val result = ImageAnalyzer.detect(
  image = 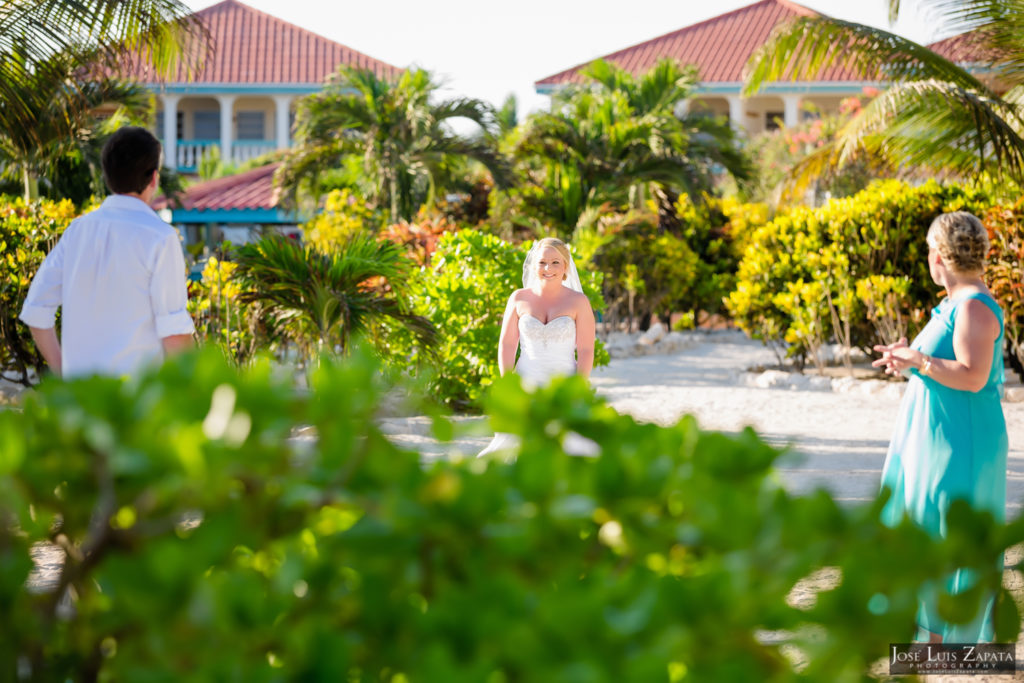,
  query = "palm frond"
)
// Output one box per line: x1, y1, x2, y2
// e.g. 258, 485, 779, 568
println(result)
744, 15, 990, 96
836, 79, 1024, 180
